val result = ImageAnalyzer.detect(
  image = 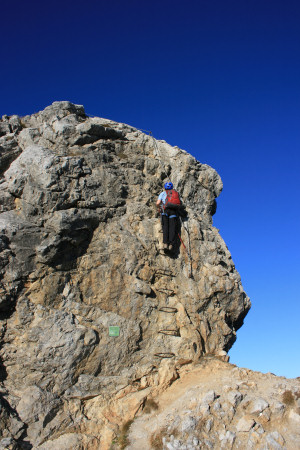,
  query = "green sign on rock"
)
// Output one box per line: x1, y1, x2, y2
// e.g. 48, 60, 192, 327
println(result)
109, 326, 120, 337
